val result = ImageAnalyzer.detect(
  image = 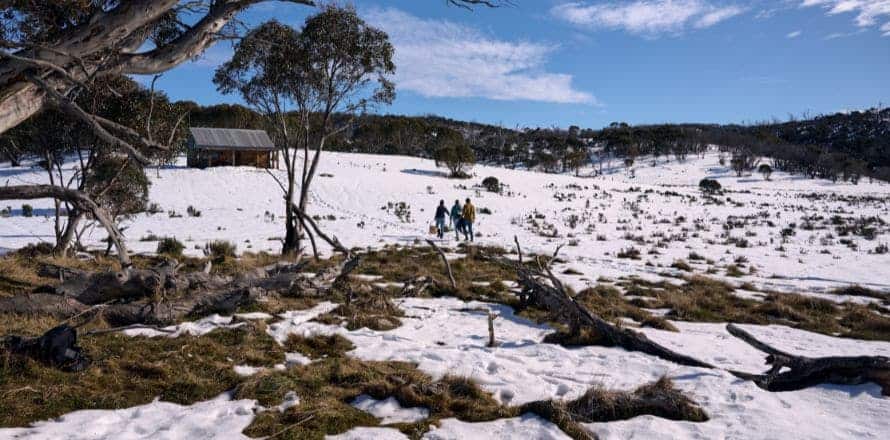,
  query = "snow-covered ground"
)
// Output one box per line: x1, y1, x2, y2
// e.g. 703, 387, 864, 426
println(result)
2, 151, 890, 439
2, 151, 888, 296
7, 295, 887, 439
